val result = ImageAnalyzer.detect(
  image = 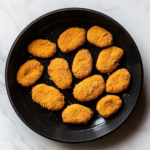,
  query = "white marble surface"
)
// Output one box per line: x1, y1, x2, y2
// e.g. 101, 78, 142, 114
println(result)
0, 0, 150, 149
